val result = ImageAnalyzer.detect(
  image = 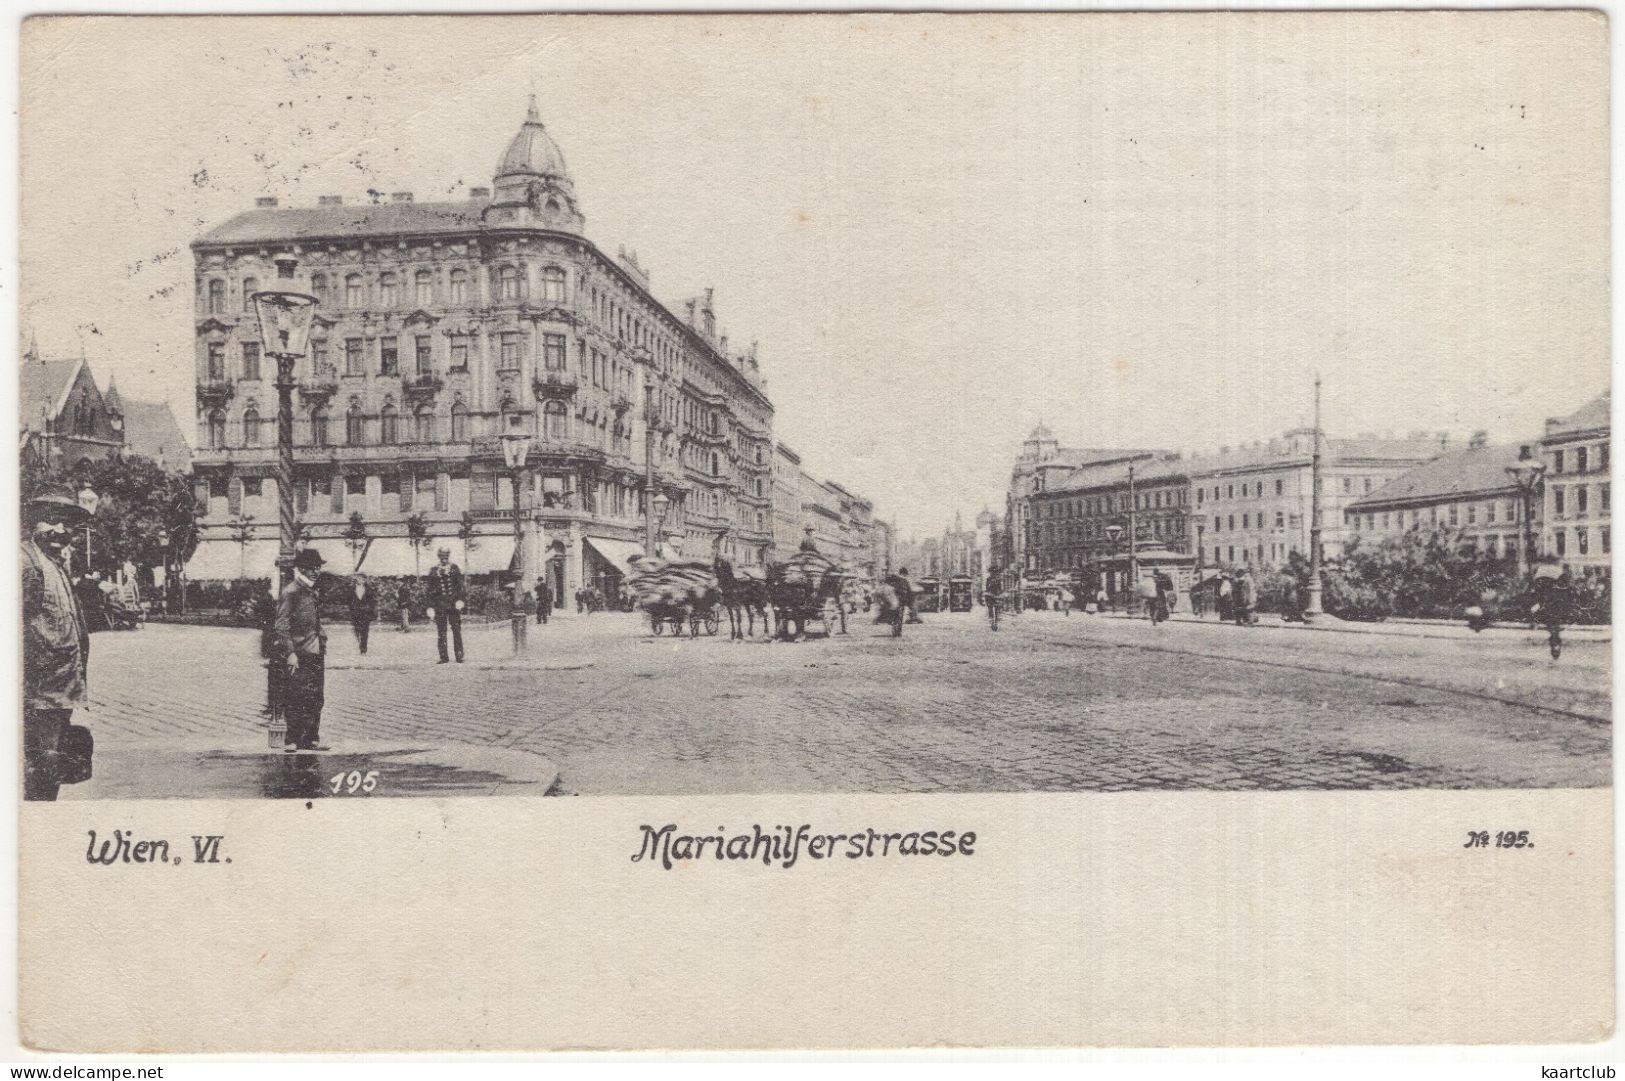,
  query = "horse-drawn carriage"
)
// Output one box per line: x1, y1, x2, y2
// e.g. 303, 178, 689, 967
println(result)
626, 558, 723, 637
768, 551, 848, 640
